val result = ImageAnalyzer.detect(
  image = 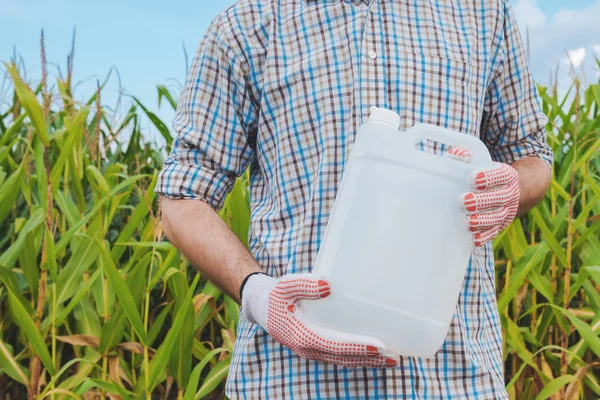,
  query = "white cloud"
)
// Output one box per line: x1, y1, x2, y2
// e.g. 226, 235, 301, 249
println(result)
562, 47, 586, 68
512, 0, 600, 89
513, 0, 547, 29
